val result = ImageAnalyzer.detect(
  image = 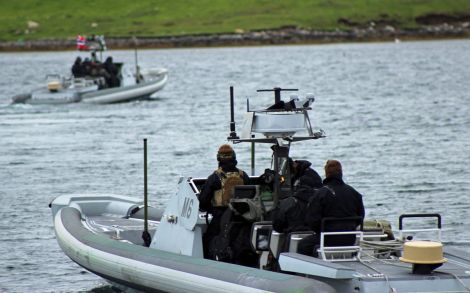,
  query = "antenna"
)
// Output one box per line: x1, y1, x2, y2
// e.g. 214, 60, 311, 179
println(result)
228, 86, 239, 139
257, 87, 298, 104
133, 36, 140, 84
142, 138, 151, 247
